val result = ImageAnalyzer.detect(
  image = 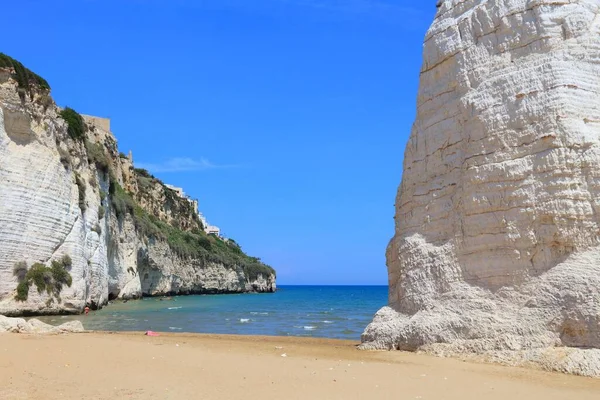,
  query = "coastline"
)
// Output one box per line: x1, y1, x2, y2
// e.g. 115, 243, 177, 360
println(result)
0, 289, 277, 318
27, 286, 386, 341
1, 332, 599, 399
